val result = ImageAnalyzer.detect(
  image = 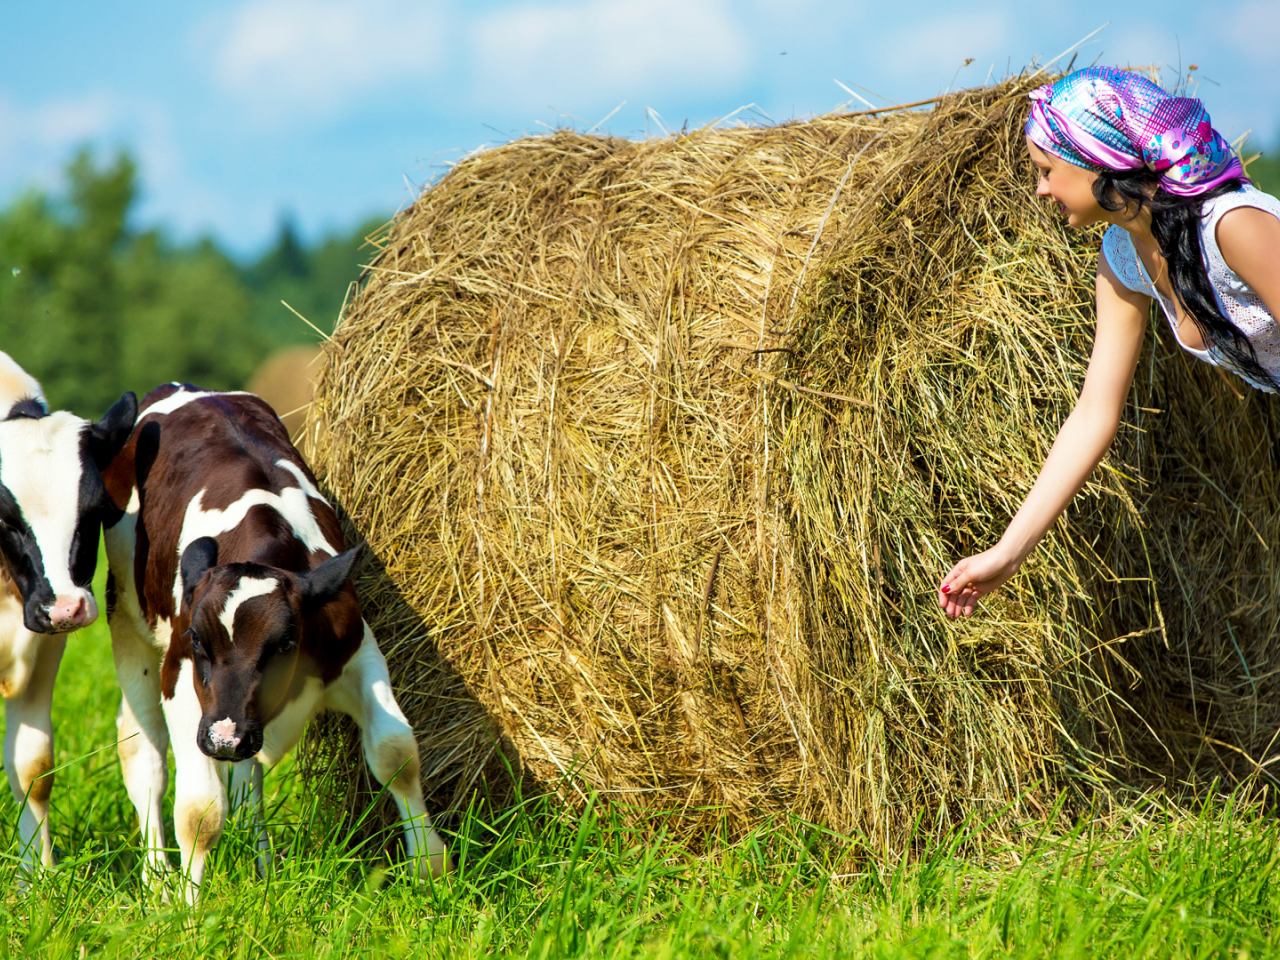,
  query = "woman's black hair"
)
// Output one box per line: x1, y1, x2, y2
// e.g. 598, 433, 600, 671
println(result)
1092, 169, 1277, 390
